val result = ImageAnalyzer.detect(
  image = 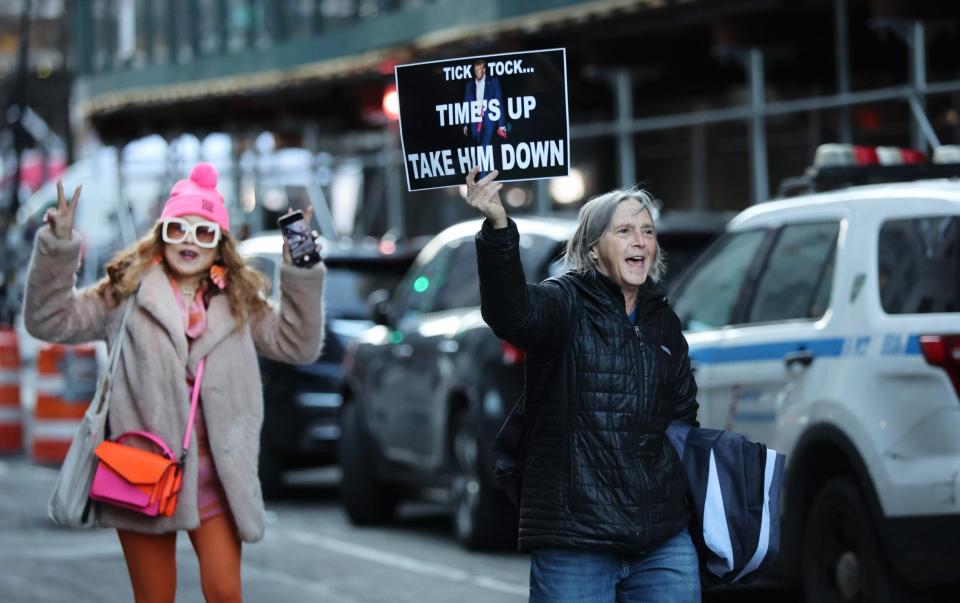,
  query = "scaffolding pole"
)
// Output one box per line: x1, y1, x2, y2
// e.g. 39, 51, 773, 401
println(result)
834, 0, 853, 143
614, 69, 636, 190
748, 48, 769, 204
570, 80, 960, 138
